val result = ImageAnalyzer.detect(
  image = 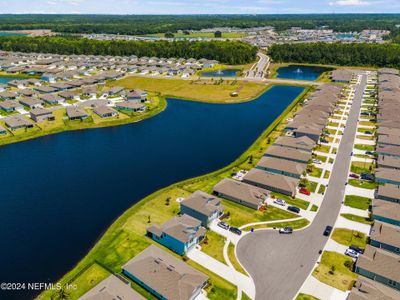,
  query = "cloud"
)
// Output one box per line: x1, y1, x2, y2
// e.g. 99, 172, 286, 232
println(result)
329, 0, 371, 6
